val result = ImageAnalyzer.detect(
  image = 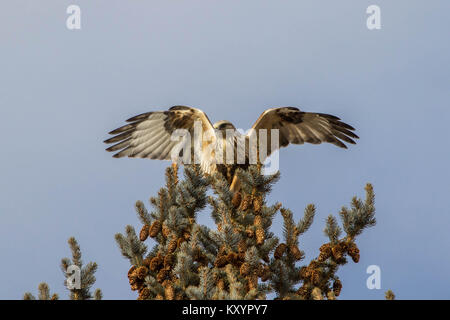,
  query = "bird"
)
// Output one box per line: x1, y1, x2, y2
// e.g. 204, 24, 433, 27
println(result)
104, 106, 358, 191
